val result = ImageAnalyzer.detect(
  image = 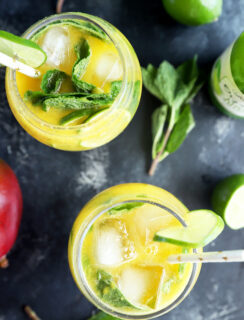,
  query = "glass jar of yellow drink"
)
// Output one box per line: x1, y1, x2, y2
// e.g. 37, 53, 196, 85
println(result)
68, 183, 202, 319
5, 13, 141, 150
